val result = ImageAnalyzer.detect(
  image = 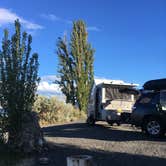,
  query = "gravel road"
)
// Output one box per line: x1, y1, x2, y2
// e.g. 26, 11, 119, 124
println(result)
42, 122, 166, 166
